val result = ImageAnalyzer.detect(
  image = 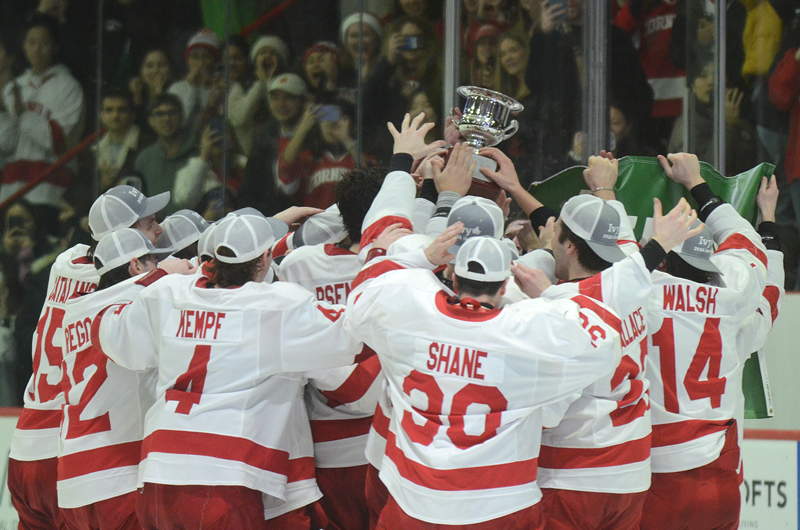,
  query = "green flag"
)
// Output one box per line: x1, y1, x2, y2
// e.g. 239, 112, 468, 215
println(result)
529, 156, 777, 418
